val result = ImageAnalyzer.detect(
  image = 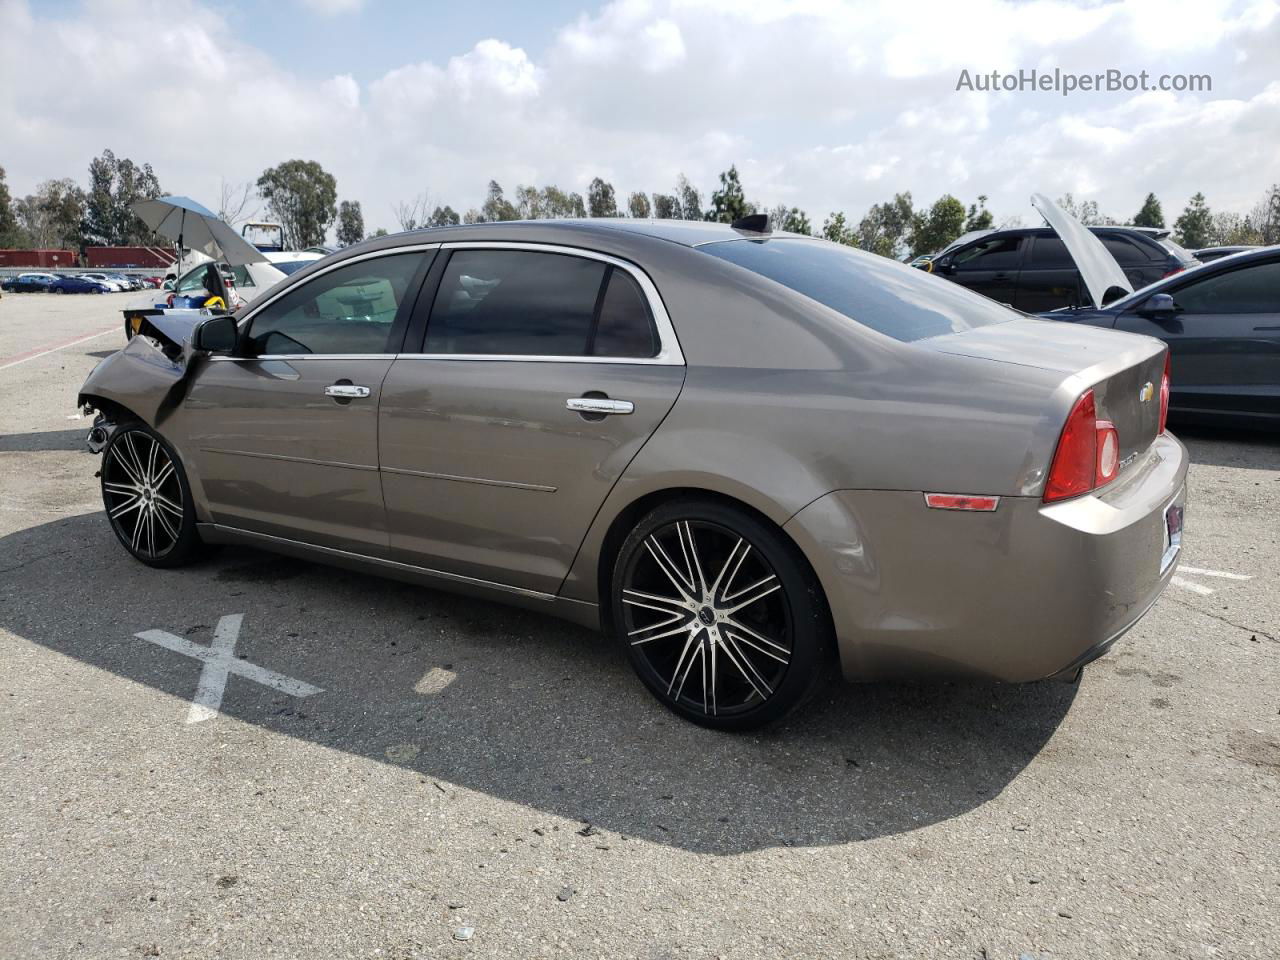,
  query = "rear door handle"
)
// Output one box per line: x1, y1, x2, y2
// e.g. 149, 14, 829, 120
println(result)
325, 384, 371, 399
566, 397, 634, 415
